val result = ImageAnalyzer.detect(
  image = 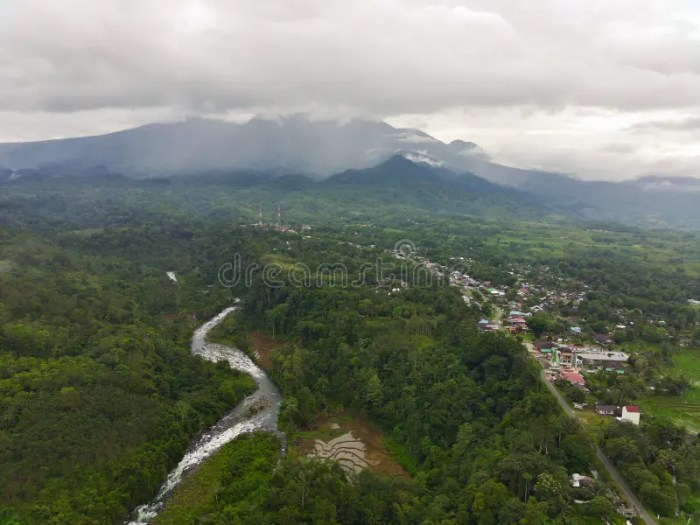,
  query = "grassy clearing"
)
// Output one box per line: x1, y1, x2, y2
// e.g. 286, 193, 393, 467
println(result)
670, 349, 700, 384
641, 393, 700, 434
641, 348, 700, 434
577, 410, 613, 441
